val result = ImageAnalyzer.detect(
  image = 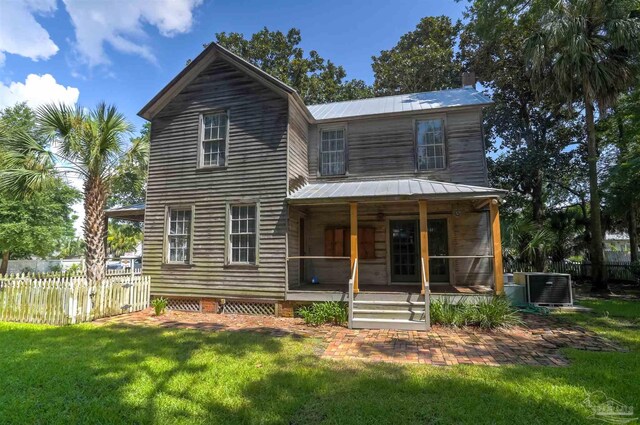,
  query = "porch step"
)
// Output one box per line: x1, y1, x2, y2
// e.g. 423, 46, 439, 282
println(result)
351, 317, 428, 331
353, 300, 424, 309
354, 292, 424, 302
352, 309, 426, 320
